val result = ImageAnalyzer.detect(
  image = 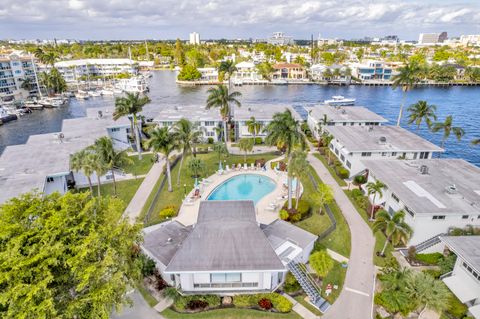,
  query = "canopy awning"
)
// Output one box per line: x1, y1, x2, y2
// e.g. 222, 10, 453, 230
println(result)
443, 271, 480, 303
